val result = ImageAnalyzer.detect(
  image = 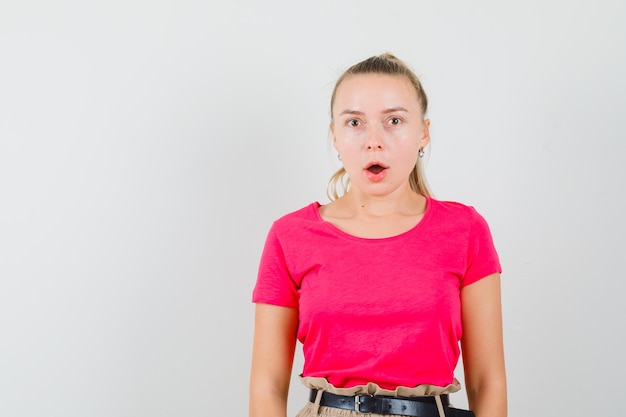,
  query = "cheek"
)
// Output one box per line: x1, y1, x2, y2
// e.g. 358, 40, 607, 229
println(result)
397, 131, 422, 149
334, 133, 363, 154
338, 129, 364, 144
